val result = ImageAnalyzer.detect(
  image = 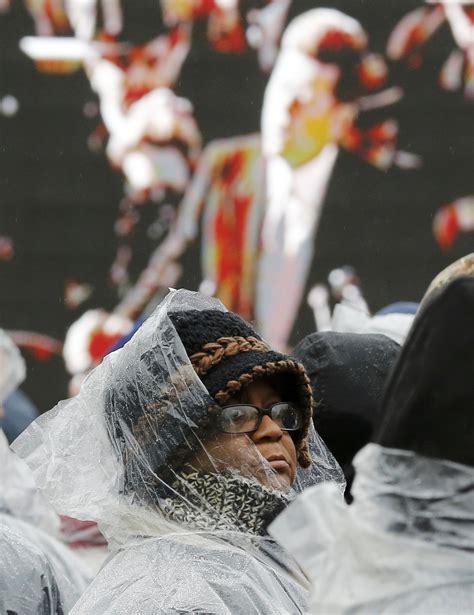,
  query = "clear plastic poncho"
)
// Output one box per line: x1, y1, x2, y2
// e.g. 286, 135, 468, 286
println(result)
13, 290, 344, 614
0, 428, 59, 534
0, 430, 90, 614
270, 443, 474, 614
